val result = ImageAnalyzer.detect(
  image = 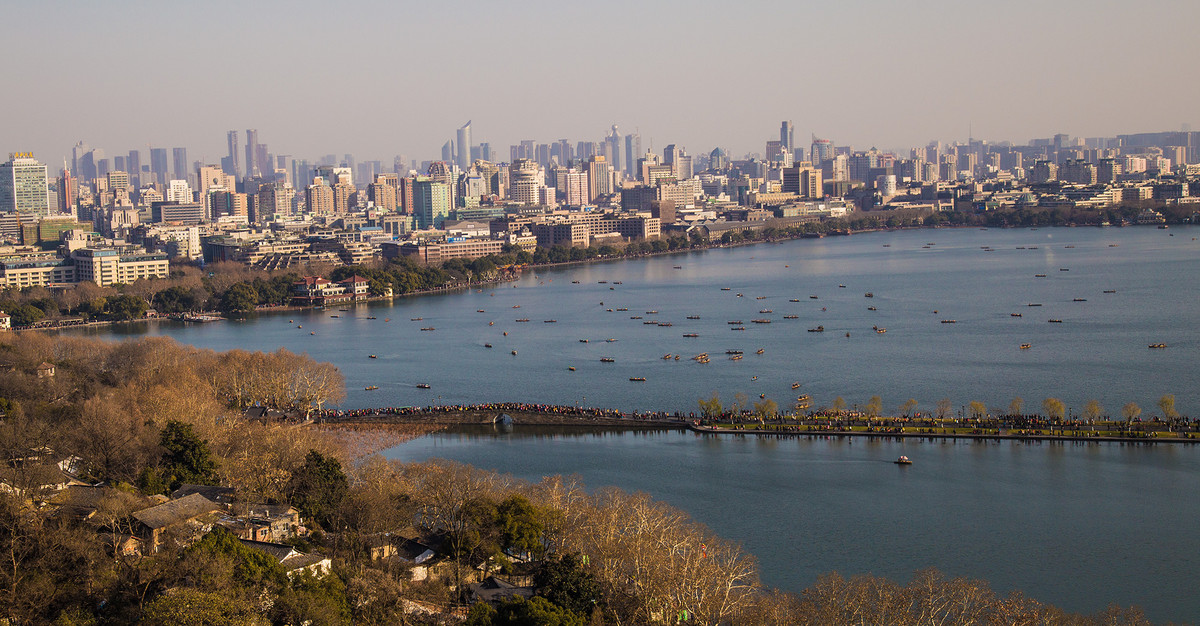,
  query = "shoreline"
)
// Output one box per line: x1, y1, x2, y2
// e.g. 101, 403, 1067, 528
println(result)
321, 407, 1199, 445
